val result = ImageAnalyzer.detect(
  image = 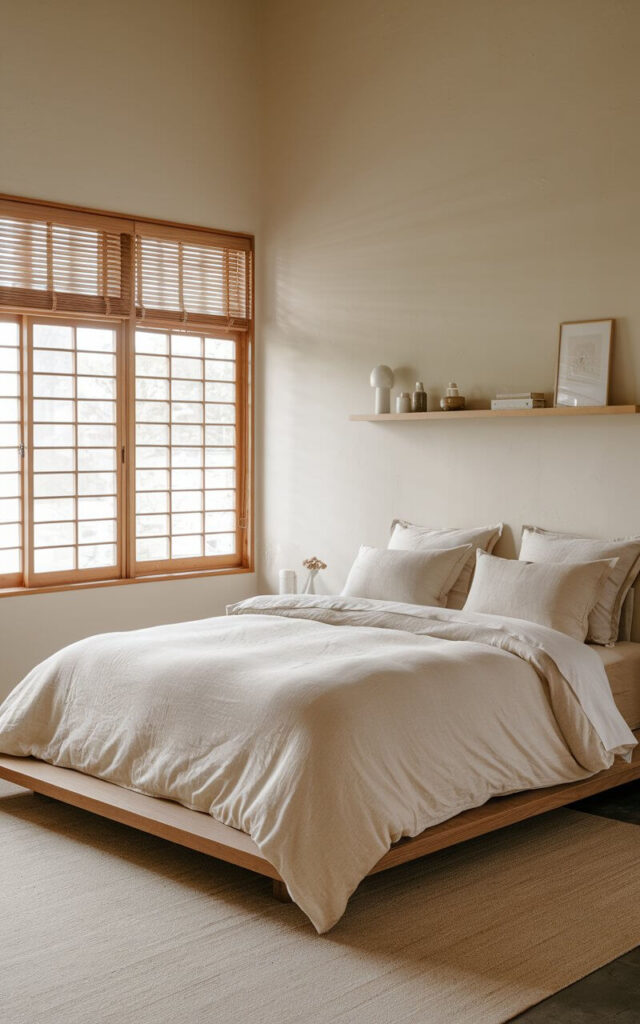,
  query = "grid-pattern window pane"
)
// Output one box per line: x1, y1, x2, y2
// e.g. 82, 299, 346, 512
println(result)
0, 320, 22, 583
135, 331, 238, 566
30, 322, 120, 581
